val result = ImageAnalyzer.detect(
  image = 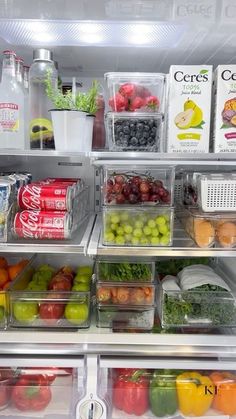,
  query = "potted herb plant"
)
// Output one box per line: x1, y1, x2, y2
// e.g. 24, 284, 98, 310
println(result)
45, 71, 99, 152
